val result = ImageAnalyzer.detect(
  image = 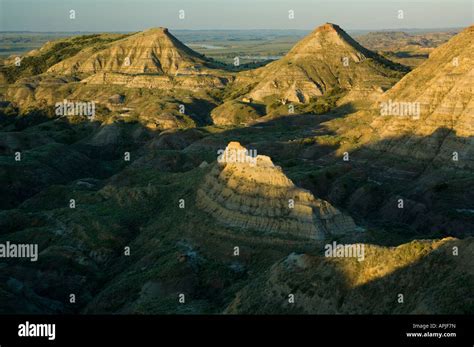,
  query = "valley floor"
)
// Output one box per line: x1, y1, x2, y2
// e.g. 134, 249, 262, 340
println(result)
0, 109, 472, 314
